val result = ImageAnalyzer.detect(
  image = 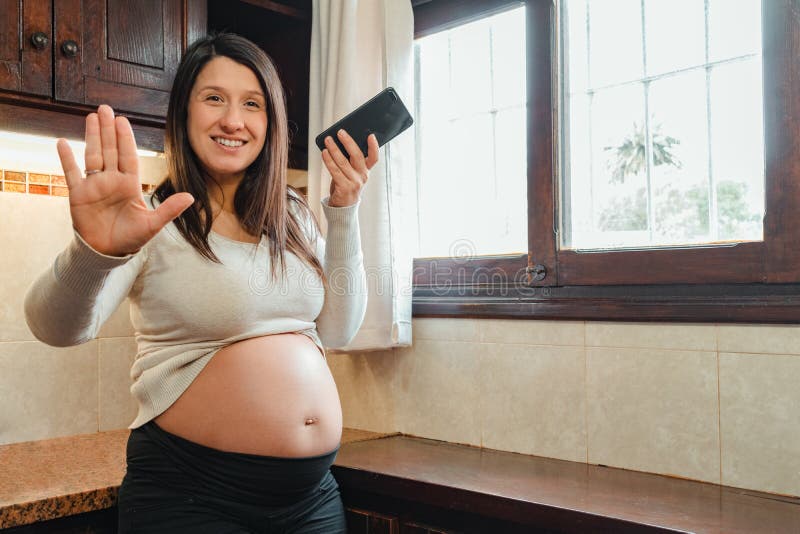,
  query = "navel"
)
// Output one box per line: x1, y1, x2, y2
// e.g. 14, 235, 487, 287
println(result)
304, 417, 318, 426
